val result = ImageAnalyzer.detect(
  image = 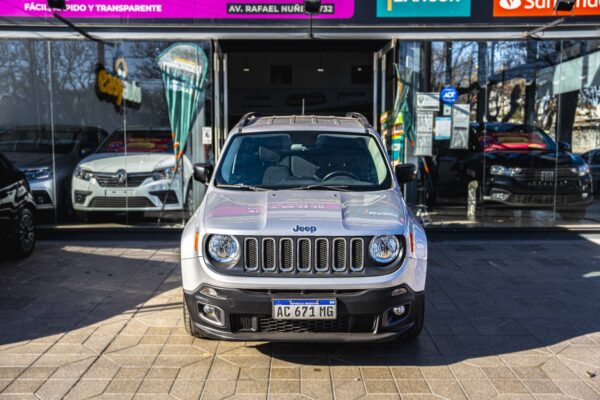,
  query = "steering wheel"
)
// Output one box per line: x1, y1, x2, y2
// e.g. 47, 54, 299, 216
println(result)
322, 170, 360, 181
